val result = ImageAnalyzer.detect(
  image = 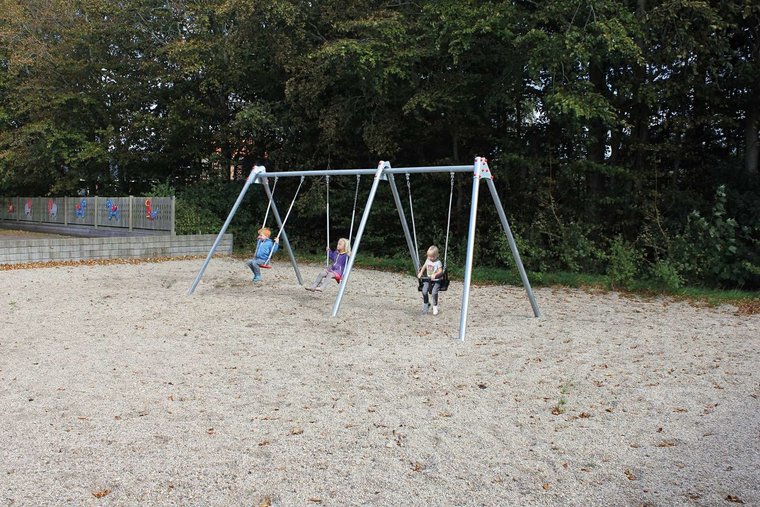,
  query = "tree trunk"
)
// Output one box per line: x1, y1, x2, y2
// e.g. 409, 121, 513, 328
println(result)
746, 90, 759, 175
